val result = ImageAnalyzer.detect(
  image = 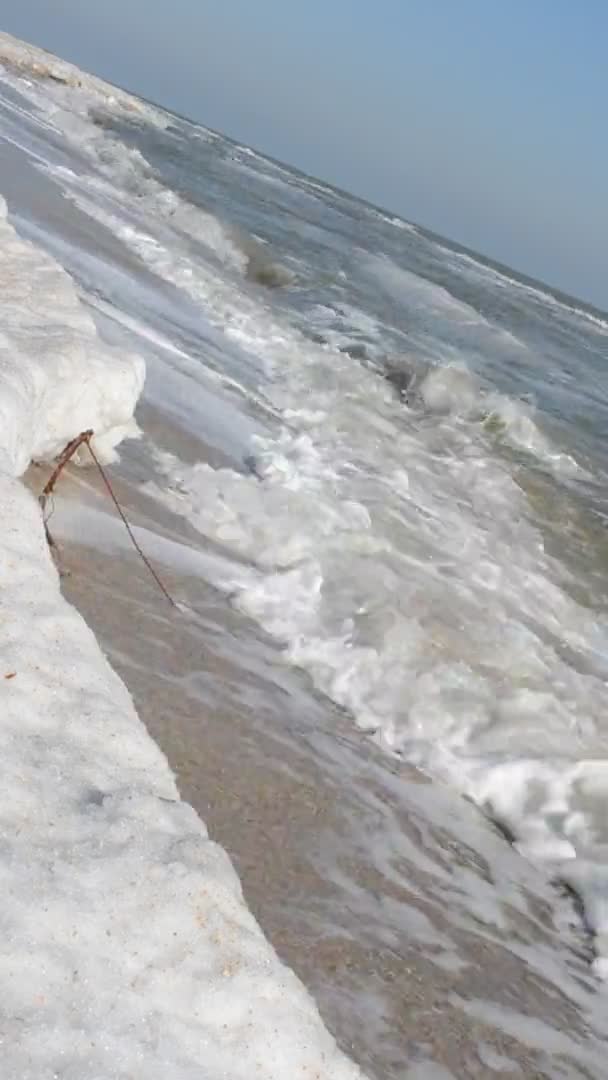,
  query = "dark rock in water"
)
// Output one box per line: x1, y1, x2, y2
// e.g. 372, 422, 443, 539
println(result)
383, 361, 416, 403
246, 256, 294, 288
243, 454, 263, 480
88, 107, 113, 129
381, 353, 431, 406
82, 787, 106, 806
338, 343, 368, 361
